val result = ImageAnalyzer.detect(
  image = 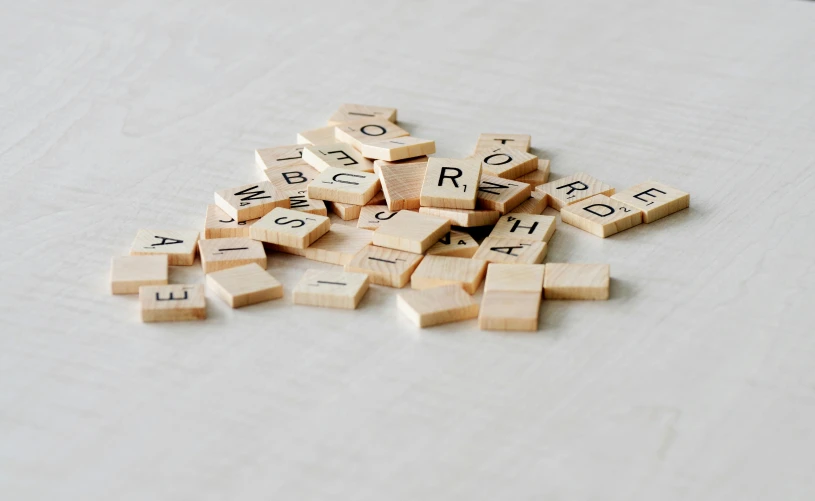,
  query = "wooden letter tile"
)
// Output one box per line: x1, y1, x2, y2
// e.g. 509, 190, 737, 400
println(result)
214, 181, 290, 222
139, 284, 206, 322
374, 159, 427, 211
110, 255, 168, 294
543, 263, 610, 300
359, 137, 436, 161
472, 237, 547, 264
474, 133, 531, 153
328, 104, 397, 125
366, 190, 387, 206
484, 264, 545, 293
480, 263, 544, 331
372, 210, 450, 254
515, 159, 551, 188
308, 167, 381, 205
508, 191, 548, 215
535, 173, 615, 210
476, 175, 532, 214
293, 269, 370, 310
250, 207, 330, 249
198, 237, 266, 273
255, 144, 308, 170
397, 285, 479, 328
263, 163, 320, 192
419, 207, 501, 227
410, 255, 488, 294
327, 201, 363, 220
489, 214, 556, 242
206, 263, 283, 308
420, 157, 482, 209
130, 229, 199, 265
204, 205, 257, 239
561, 194, 642, 238
474, 147, 538, 179
426, 230, 479, 258
297, 124, 341, 145
334, 118, 409, 151
610, 181, 690, 223
302, 143, 374, 172
357, 205, 398, 230
268, 224, 373, 265
344, 245, 423, 288
287, 189, 328, 216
